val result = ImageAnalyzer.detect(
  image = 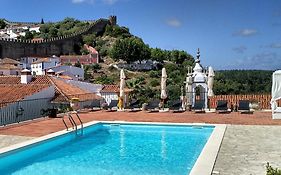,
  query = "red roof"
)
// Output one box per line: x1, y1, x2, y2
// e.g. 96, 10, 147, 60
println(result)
0, 75, 100, 103
84, 44, 98, 54
0, 75, 51, 85
0, 84, 50, 103
100, 85, 133, 93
